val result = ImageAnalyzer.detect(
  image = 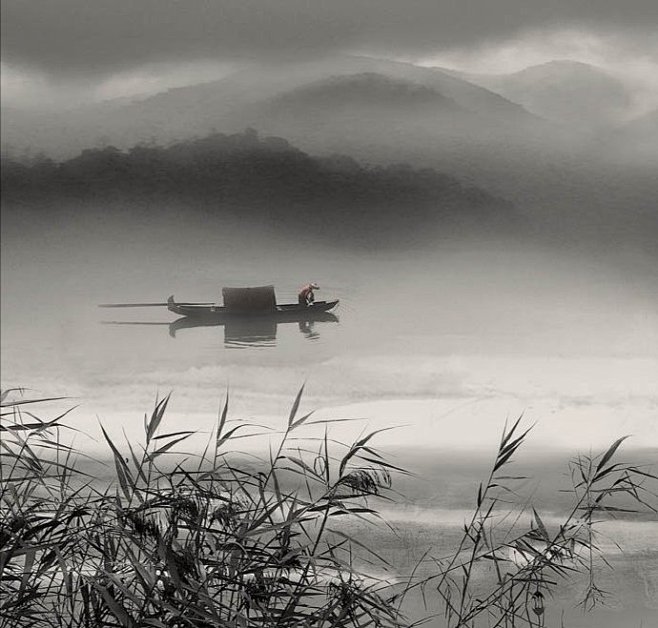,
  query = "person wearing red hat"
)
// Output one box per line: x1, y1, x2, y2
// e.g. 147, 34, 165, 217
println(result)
298, 282, 319, 306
